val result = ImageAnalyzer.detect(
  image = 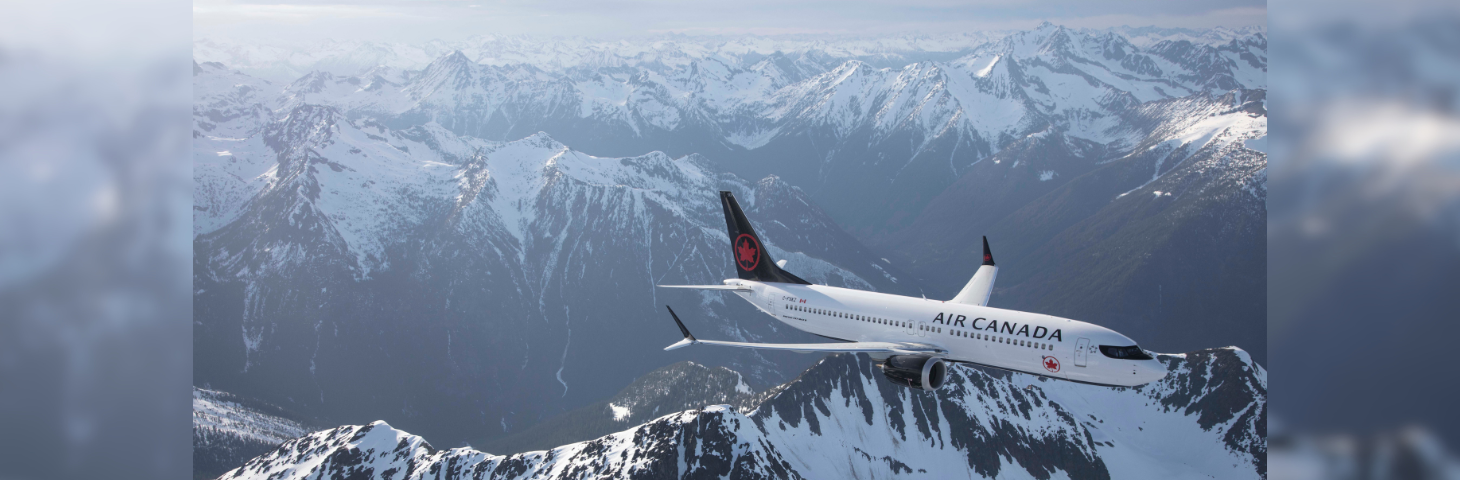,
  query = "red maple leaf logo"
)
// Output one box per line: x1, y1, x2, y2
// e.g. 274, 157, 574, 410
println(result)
735, 234, 760, 271
1043, 356, 1061, 373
